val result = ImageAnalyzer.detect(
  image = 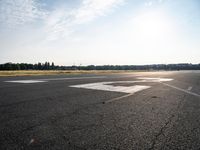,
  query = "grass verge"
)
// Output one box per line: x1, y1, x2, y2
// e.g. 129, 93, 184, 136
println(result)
0, 70, 141, 77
